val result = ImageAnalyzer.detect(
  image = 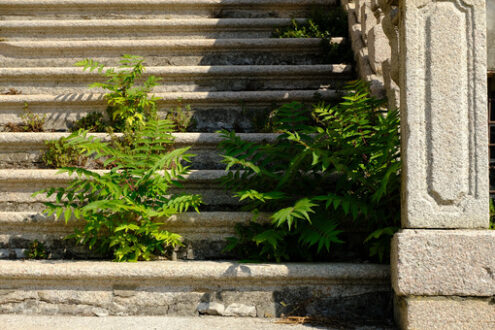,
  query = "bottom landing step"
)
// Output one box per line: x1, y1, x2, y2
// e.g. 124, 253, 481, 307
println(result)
0, 261, 392, 323
0, 315, 396, 330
